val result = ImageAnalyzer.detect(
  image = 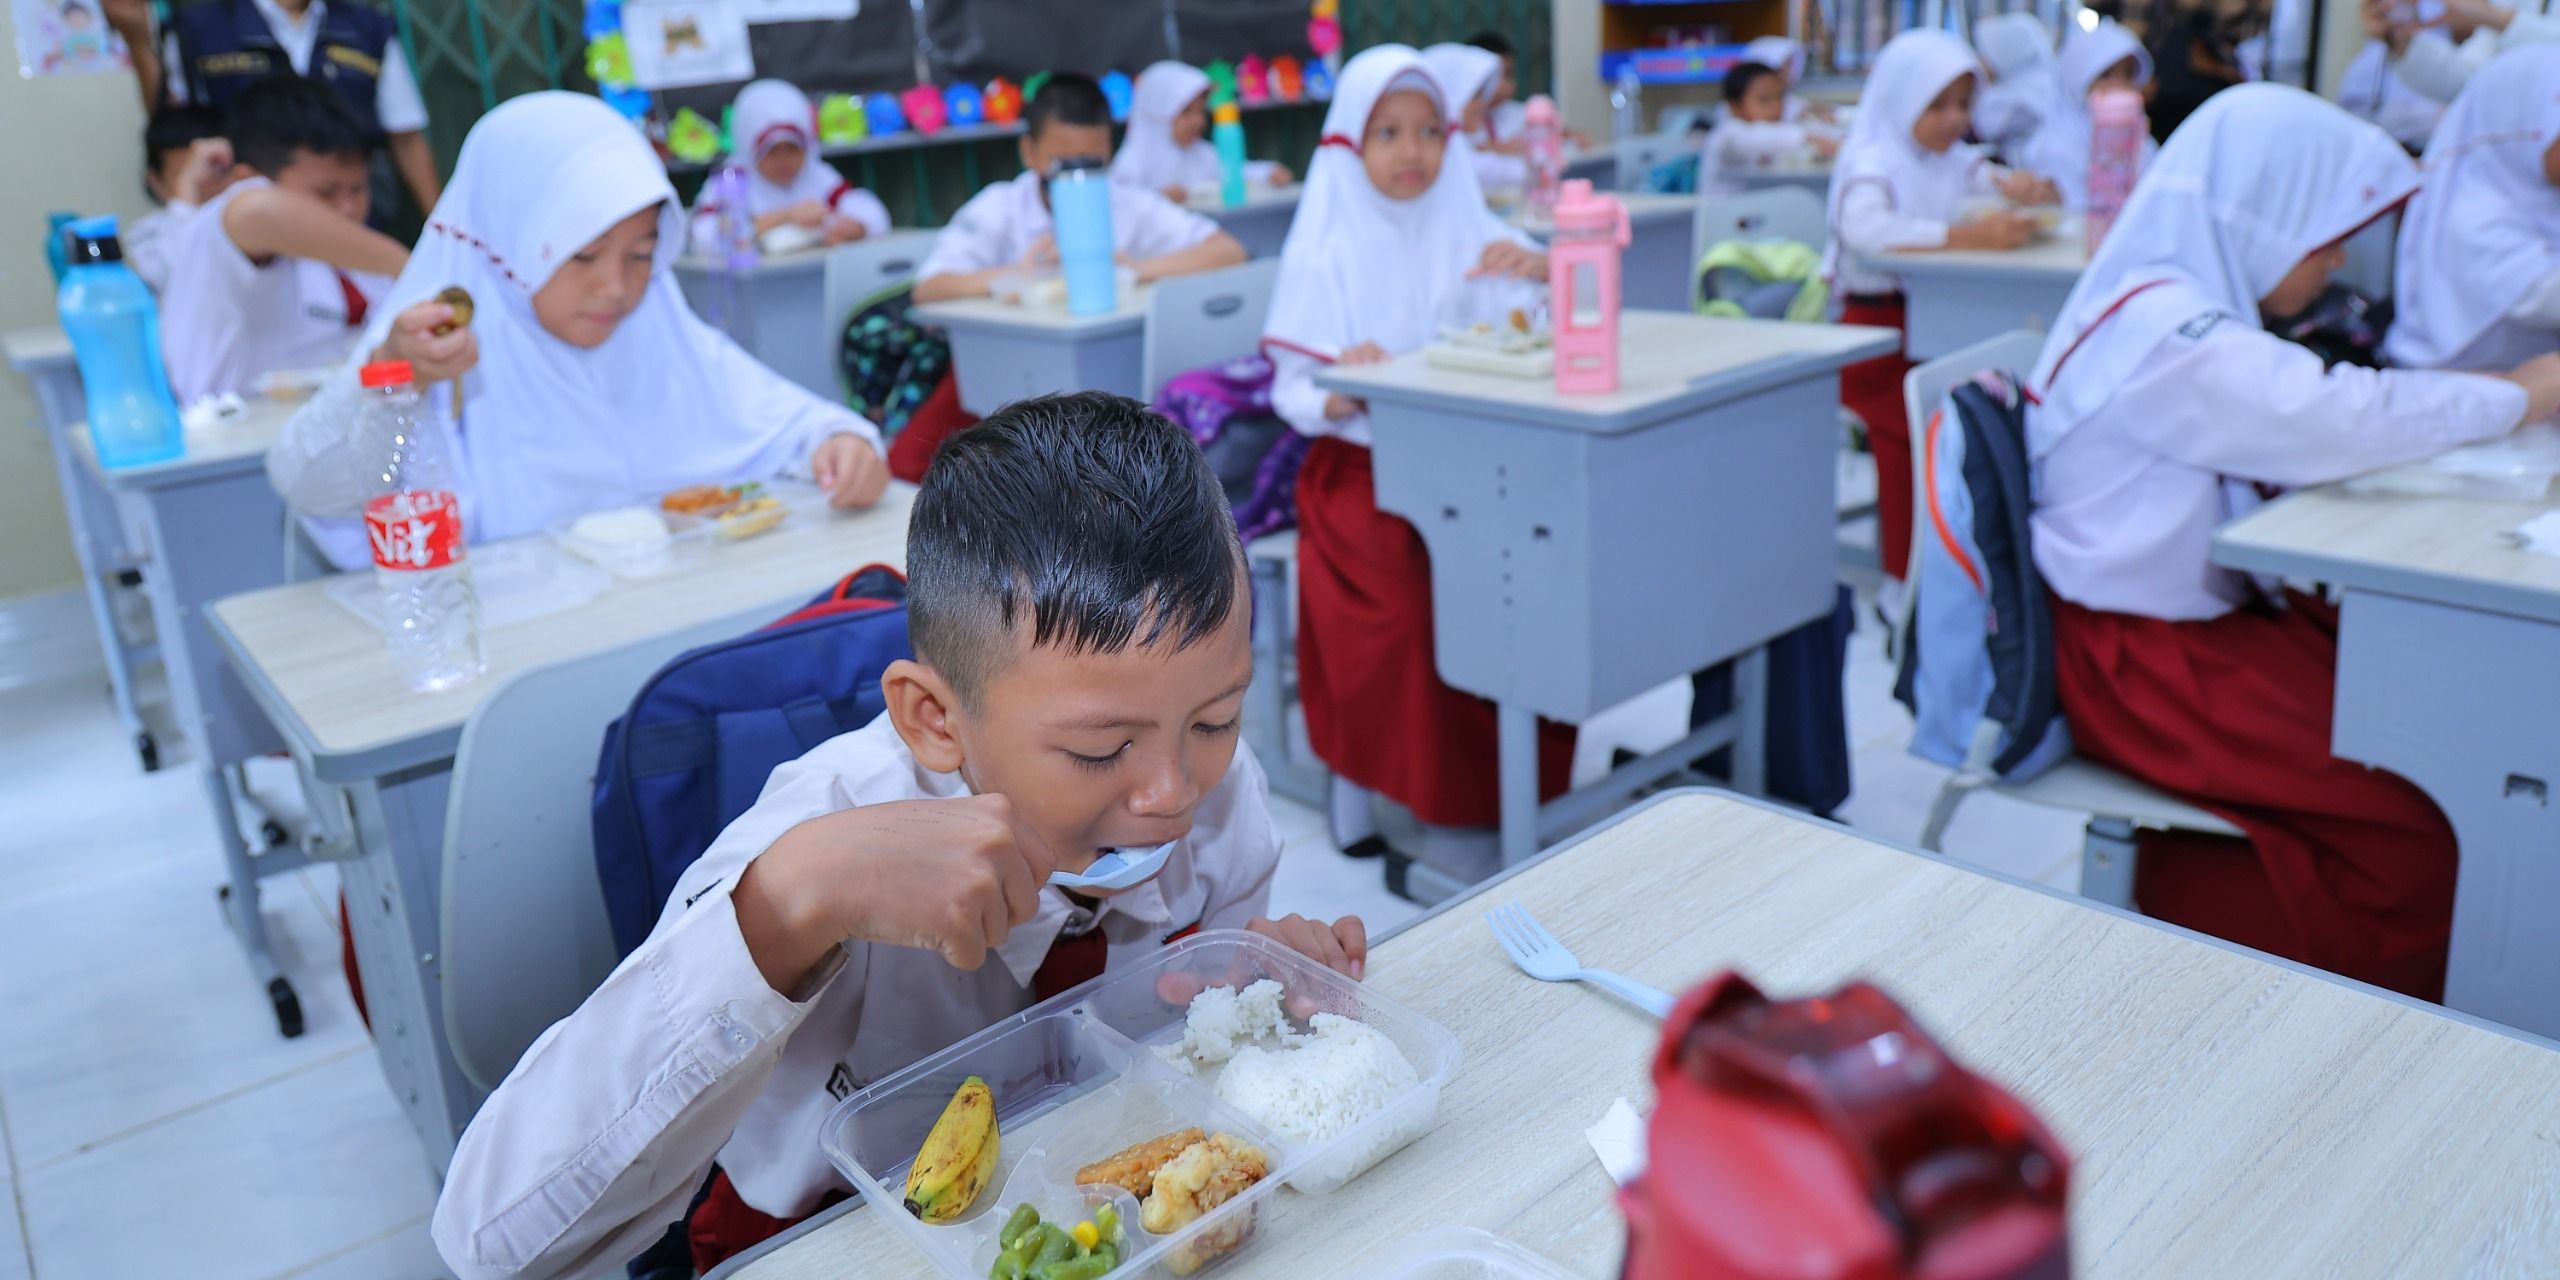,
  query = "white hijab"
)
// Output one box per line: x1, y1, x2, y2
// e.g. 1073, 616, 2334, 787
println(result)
366, 92, 866, 545
1262, 44, 1521, 363
1825, 30, 1983, 279
1113, 61, 1216, 190
719, 79, 844, 216
2387, 45, 2560, 370
2022, 20, 2154, 207
2028, 84, 2418, 457
1973, 13, 2058, 151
